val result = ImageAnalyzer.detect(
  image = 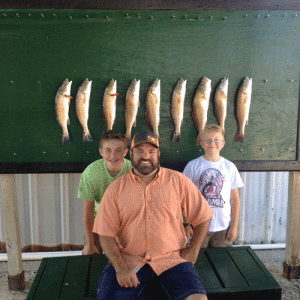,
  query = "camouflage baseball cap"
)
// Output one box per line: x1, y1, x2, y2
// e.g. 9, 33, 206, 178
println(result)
131, 131, 159, 149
